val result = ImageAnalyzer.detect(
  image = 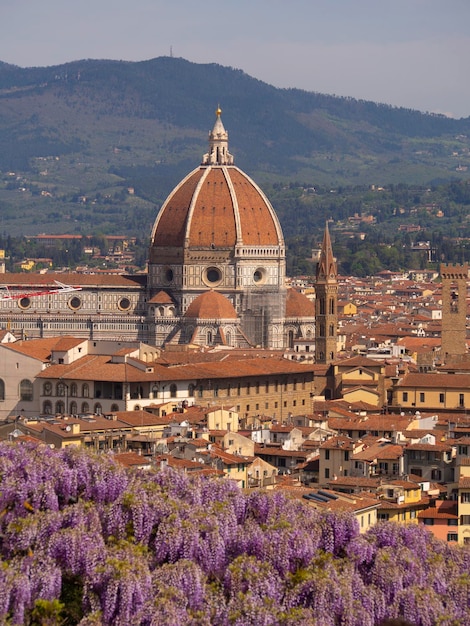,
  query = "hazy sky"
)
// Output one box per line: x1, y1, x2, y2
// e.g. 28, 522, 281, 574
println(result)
1, 0, 469, 118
